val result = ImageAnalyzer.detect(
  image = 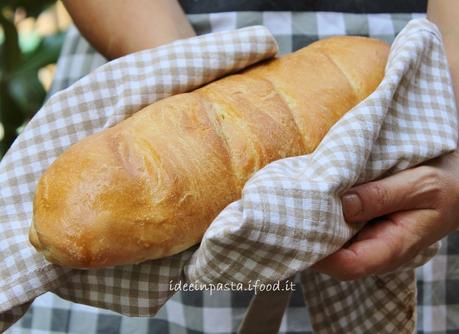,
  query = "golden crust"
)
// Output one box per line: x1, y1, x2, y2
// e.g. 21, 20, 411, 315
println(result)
30, 36, 390, 268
